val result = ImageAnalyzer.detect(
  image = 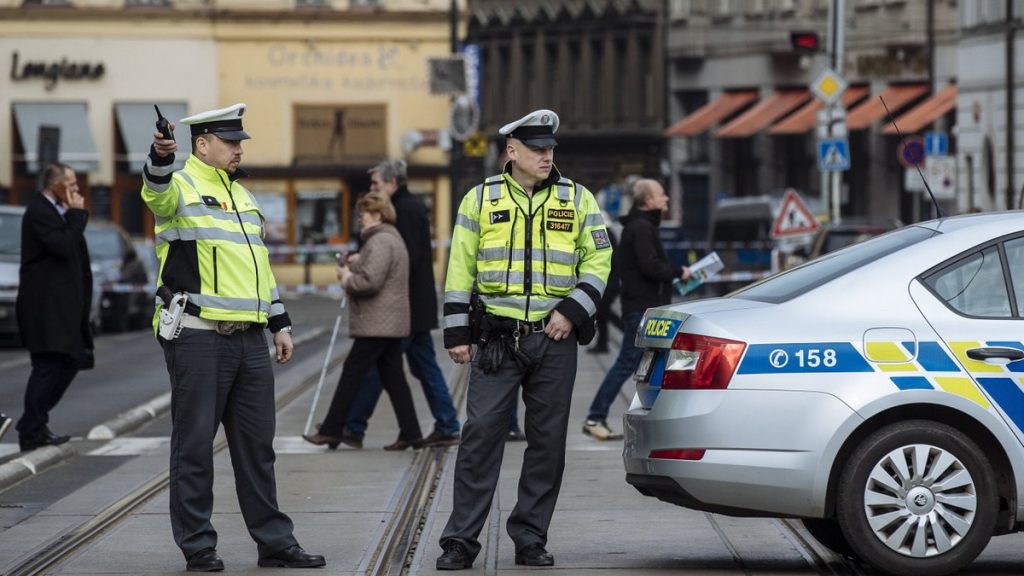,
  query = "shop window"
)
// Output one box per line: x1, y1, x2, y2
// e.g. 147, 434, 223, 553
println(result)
23, 0, 71, 5
296, 190, 342, 263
